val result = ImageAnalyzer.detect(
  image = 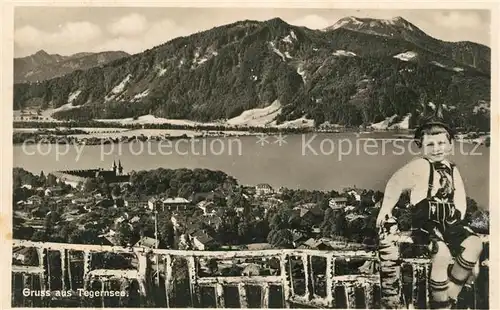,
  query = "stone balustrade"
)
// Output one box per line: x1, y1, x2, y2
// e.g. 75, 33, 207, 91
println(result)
11, 239, 488, 308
